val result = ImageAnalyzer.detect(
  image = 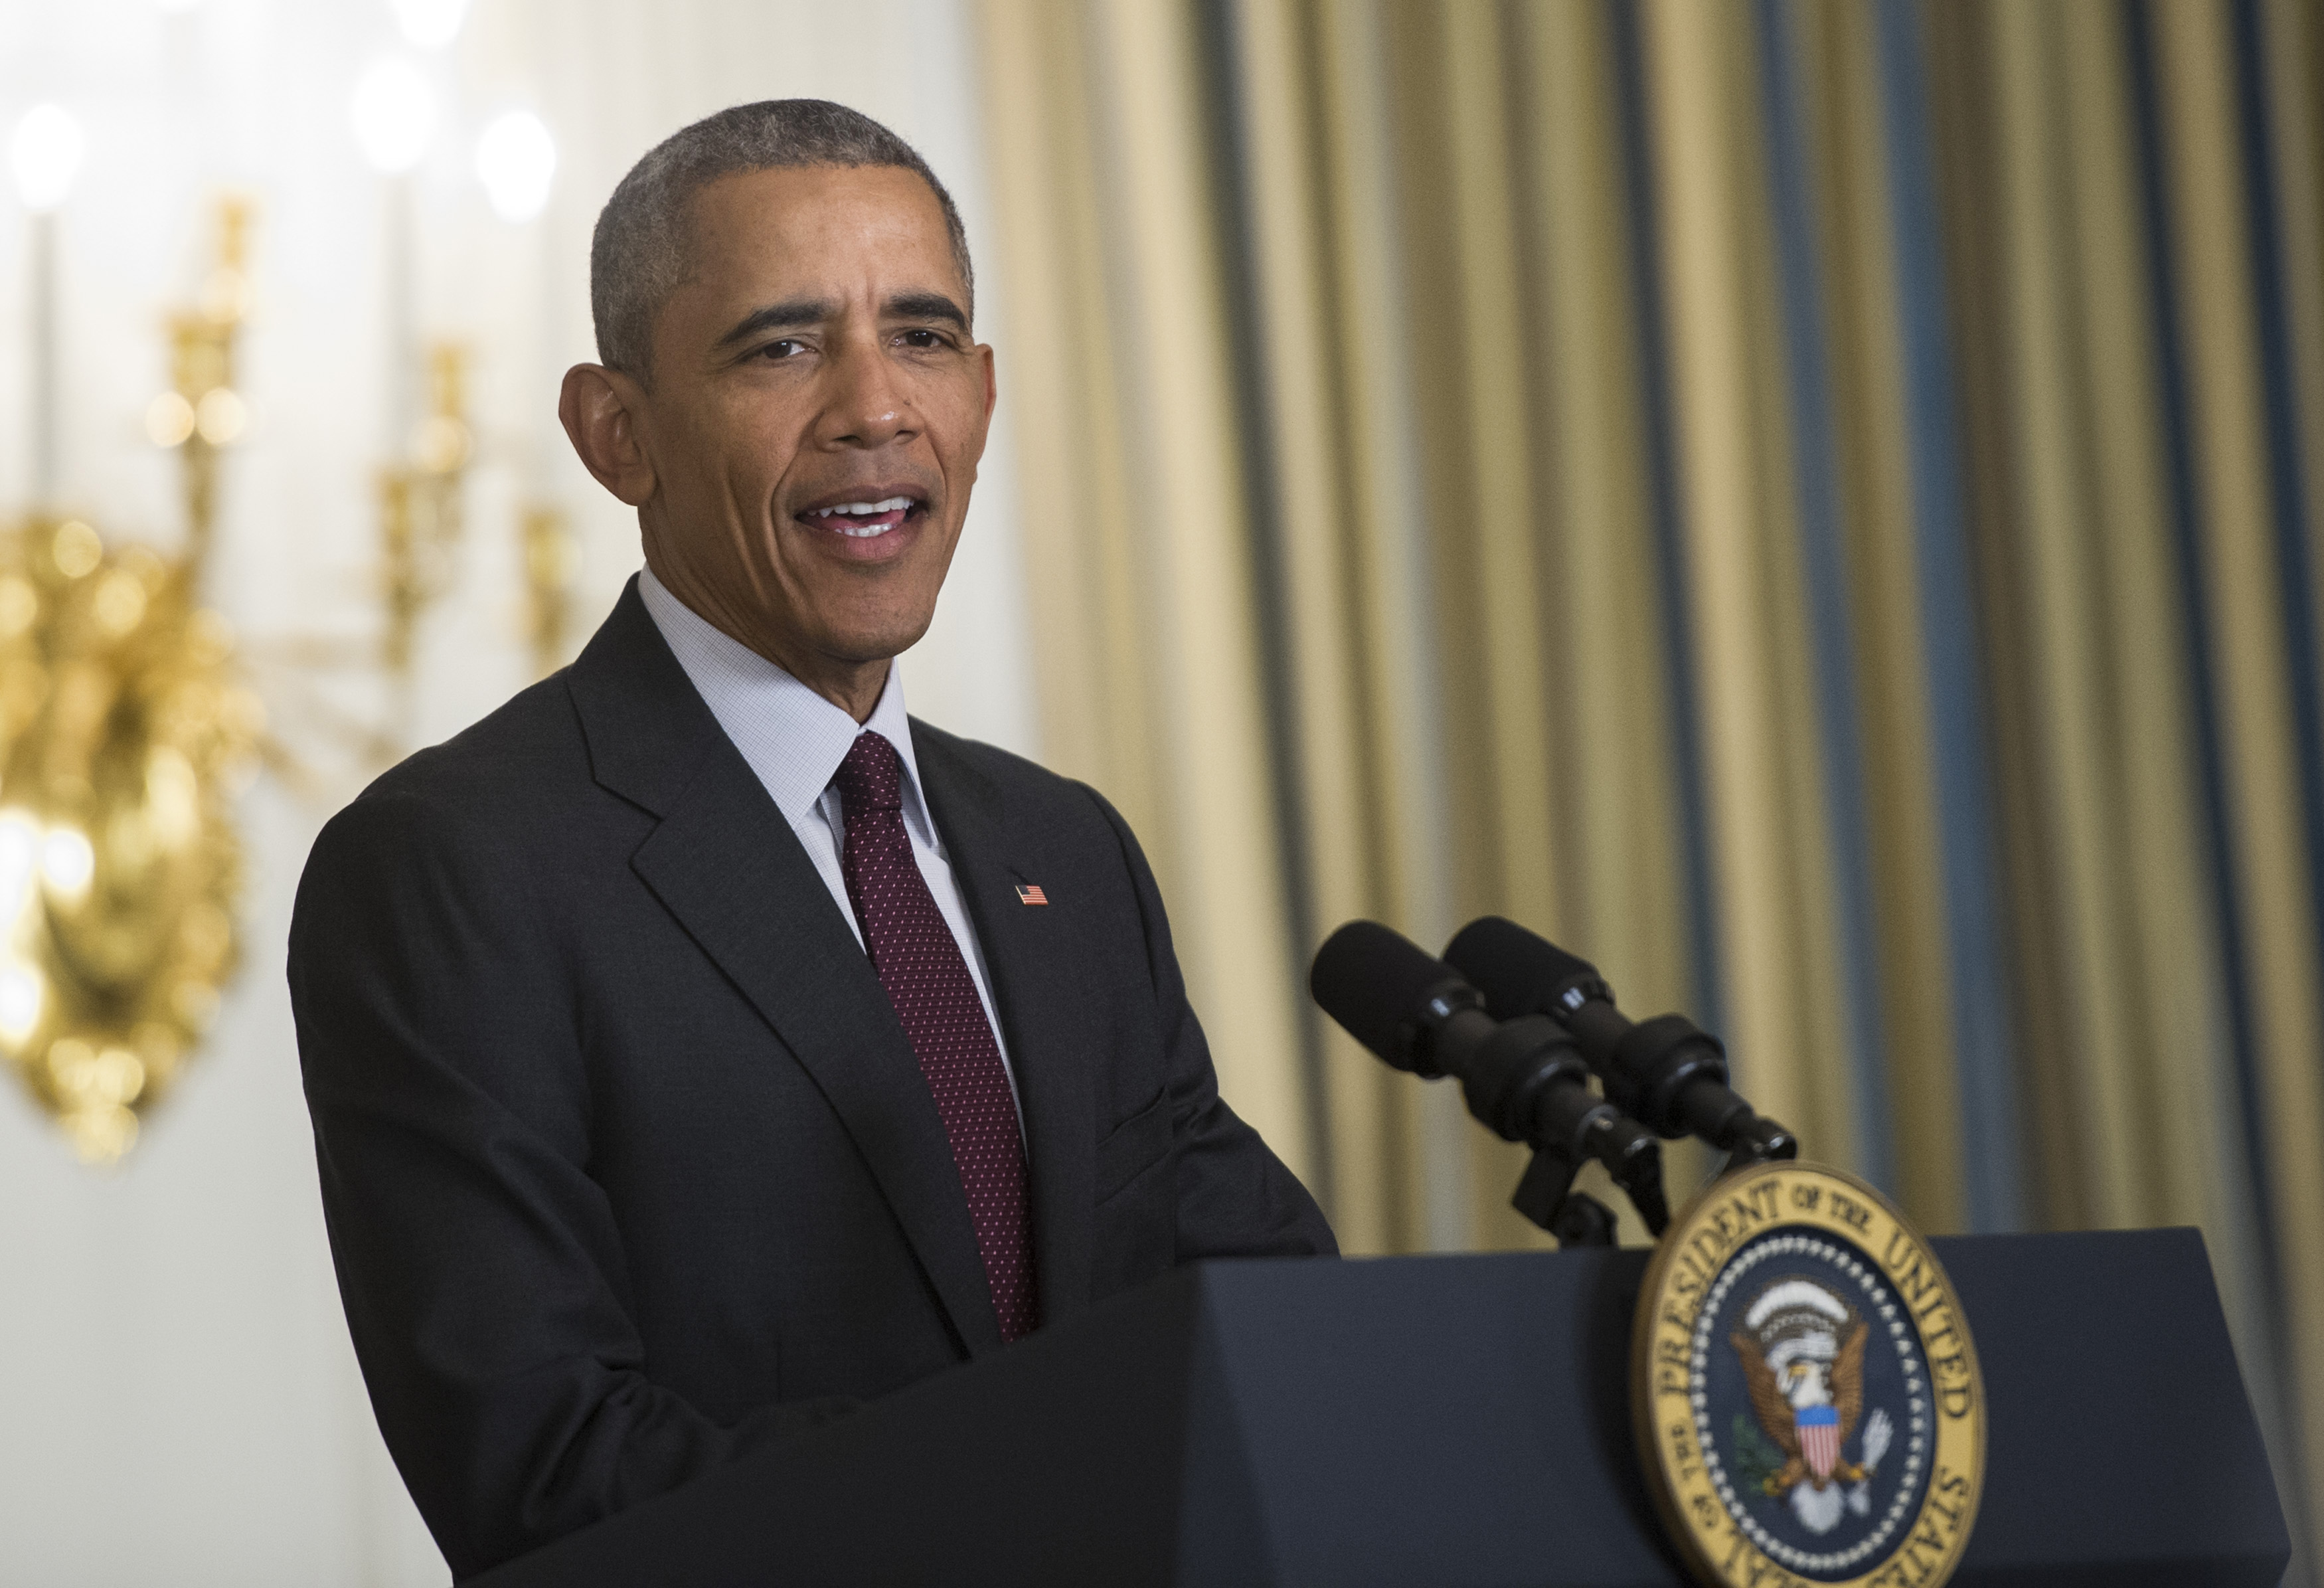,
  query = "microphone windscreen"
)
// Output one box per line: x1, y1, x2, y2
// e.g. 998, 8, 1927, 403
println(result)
1309, 920, 1455, 1068
1444, 917, 1600, 1020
